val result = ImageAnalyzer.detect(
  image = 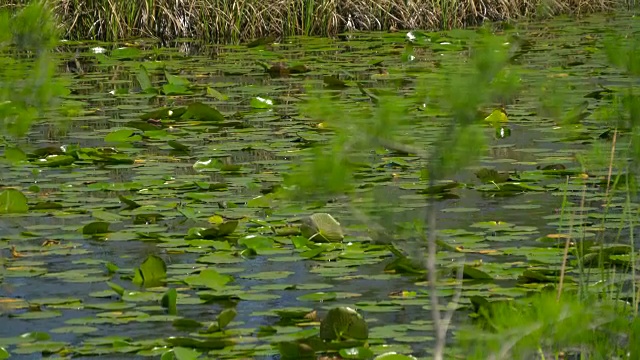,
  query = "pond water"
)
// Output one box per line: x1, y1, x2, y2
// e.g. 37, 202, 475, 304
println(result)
1, 11, 639, 360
